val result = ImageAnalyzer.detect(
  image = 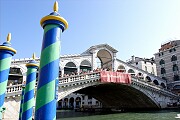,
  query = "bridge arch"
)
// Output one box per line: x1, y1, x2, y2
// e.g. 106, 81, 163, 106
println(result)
117, 65, 126, 73
160, 83, 166, 88
80, 59, 92, 72
64, 98, 69, 108
145, 76, 152, 82
64, 62, 78, 75
97, 49, 112, 70
69, 97, 74, 108
73, 83, 159, 109
153, 80, 159, 86
137, 72, 144, 79
75, 97, 81, 108
128, 69, 135, 76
